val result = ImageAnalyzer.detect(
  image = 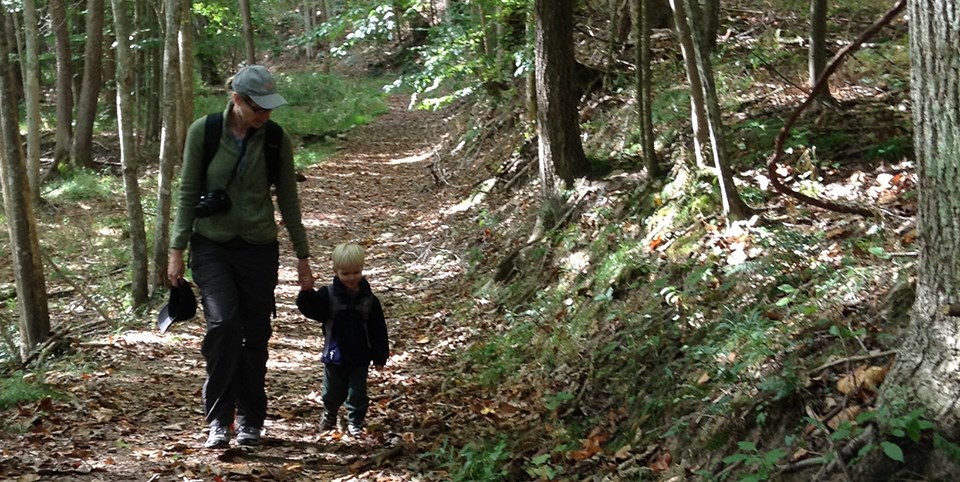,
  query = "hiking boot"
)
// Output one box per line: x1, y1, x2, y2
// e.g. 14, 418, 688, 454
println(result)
347, 423, 363, 437
236, 425, 262, 446
204, 425, 230, 449
319, 414, 336, 431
